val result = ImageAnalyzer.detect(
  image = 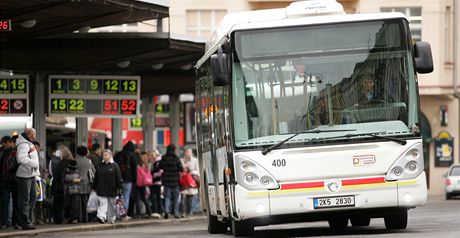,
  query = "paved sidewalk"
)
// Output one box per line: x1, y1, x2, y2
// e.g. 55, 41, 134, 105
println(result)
0, 215, 206, 238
